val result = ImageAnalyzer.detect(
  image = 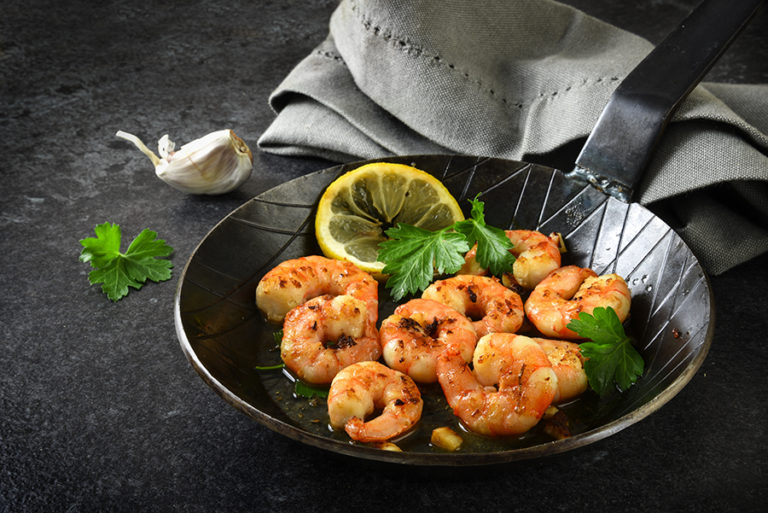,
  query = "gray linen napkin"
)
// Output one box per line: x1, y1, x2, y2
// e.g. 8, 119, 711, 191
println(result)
258, 0, 768, 275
